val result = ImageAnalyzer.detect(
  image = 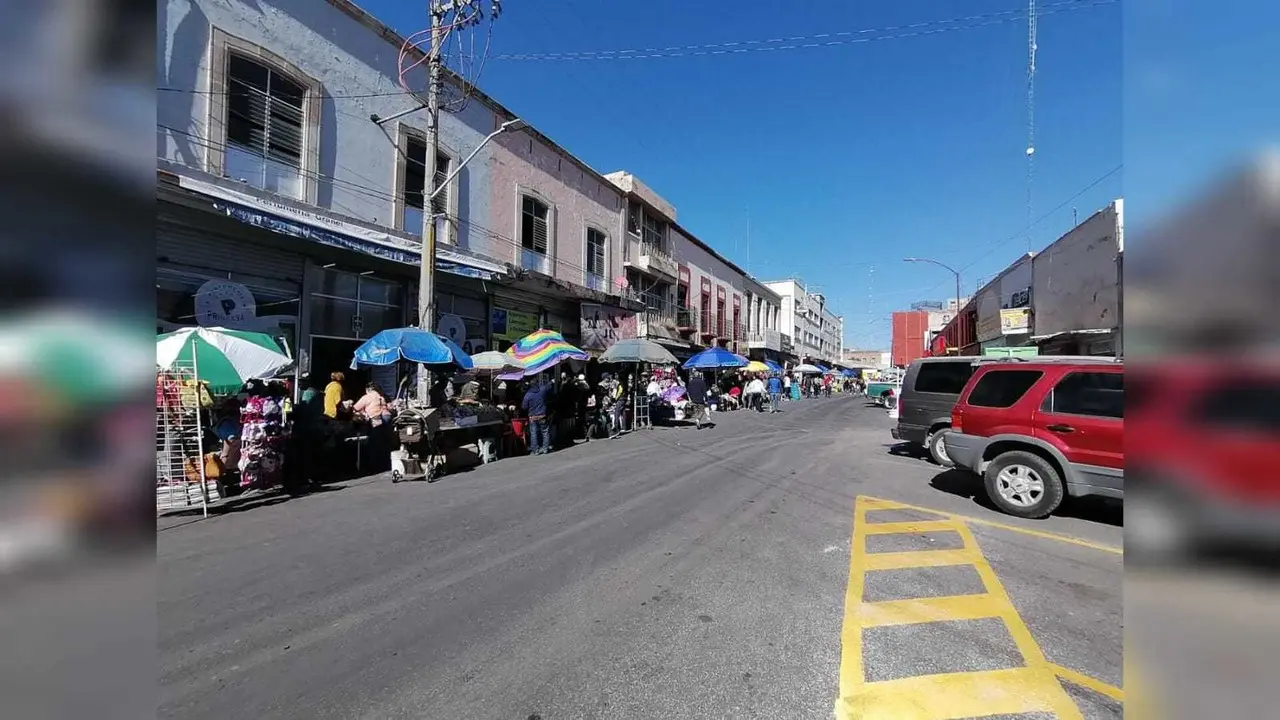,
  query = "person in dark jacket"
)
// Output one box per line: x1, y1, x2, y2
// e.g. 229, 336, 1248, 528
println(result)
521, 378, 552, 455
685, 372, 712, 429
